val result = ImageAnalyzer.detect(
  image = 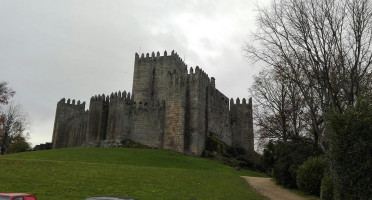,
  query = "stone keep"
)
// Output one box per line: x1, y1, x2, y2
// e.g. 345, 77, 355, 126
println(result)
51, 51, 254, 156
